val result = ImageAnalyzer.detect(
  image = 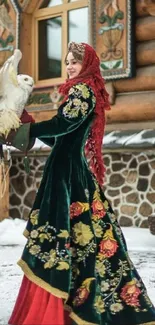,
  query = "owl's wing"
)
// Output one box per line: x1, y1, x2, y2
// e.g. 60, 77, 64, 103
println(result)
0, 49, 22, 100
